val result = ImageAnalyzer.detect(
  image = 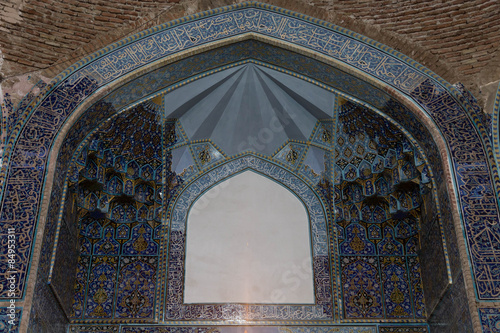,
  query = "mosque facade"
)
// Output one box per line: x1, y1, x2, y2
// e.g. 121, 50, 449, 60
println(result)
0, 1, 500, 332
